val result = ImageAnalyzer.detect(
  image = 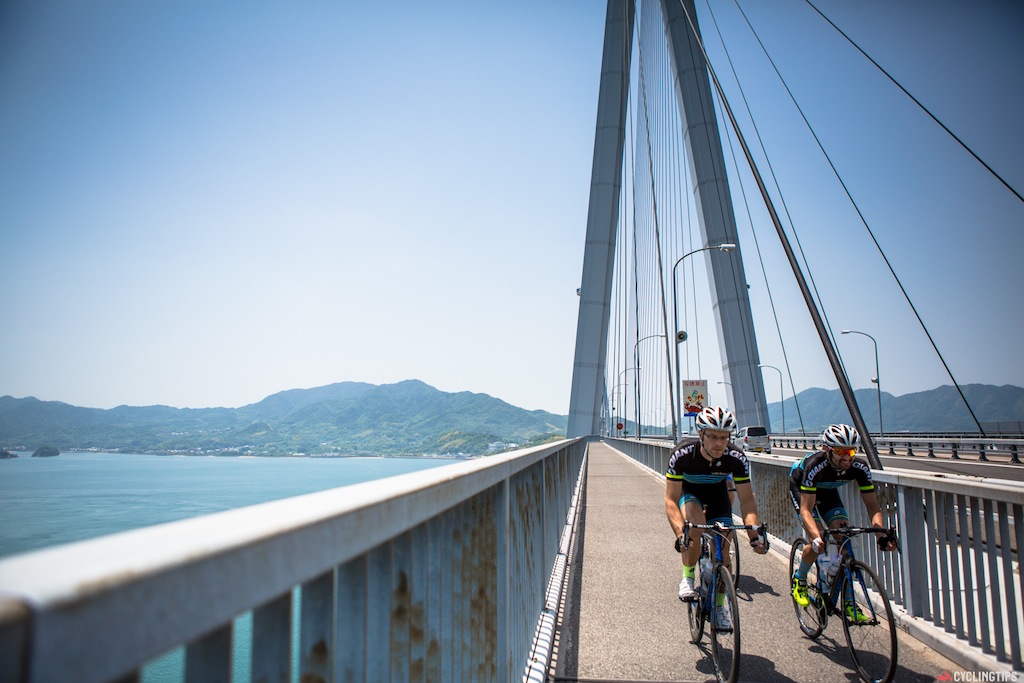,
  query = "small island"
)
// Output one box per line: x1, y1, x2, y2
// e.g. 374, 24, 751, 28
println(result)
32, 446, 61, 458
0, 449, 18, 459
